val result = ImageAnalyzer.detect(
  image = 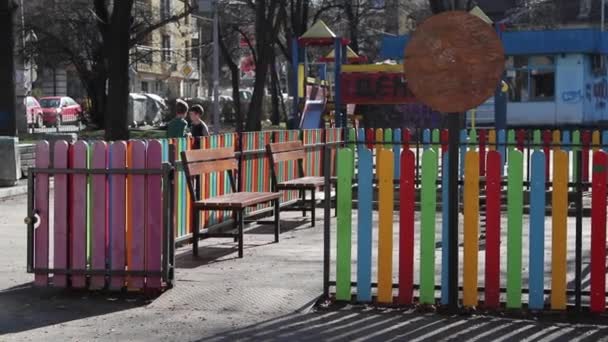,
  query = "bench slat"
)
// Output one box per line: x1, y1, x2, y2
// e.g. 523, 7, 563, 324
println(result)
194, 192, 281, 209
273, 149, 306, 163
186, 158, 237, 176
268, 141, 303, 153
